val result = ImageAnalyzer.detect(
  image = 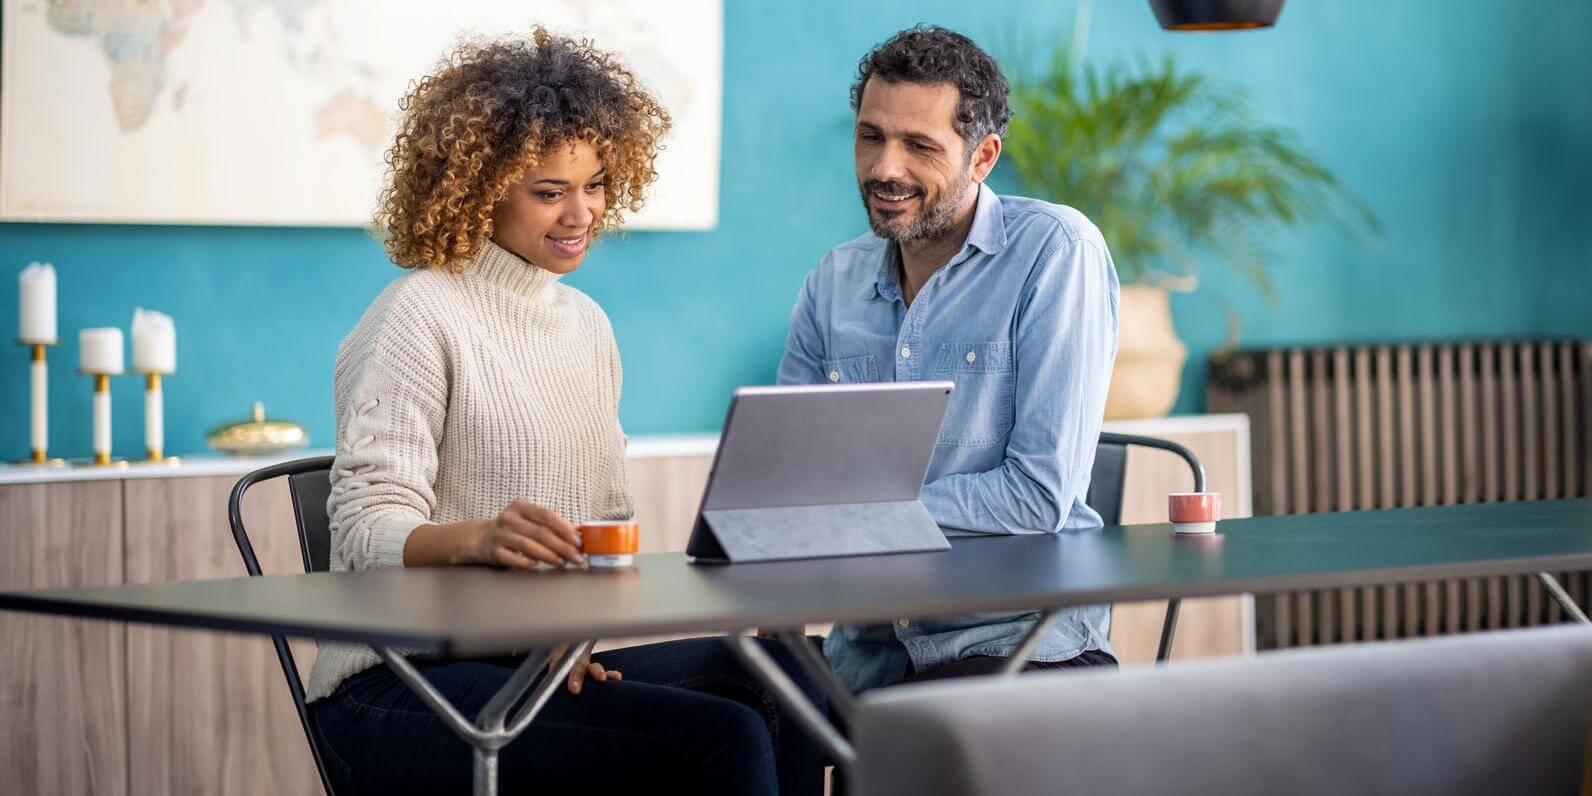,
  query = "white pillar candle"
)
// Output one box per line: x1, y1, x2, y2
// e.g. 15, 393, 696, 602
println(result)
131, 308, 175, 374
79, 327, 124, 374
19, 262, 57, 343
